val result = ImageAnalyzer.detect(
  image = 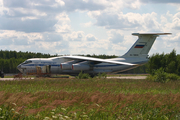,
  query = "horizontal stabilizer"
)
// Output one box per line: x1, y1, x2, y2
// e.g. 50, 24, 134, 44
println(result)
132, 33, 172, 36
